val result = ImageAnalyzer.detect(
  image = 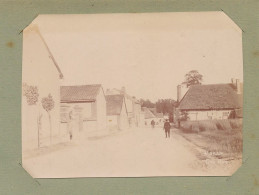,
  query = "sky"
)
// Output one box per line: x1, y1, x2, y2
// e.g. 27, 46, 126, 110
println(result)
30, 12, 243, 102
